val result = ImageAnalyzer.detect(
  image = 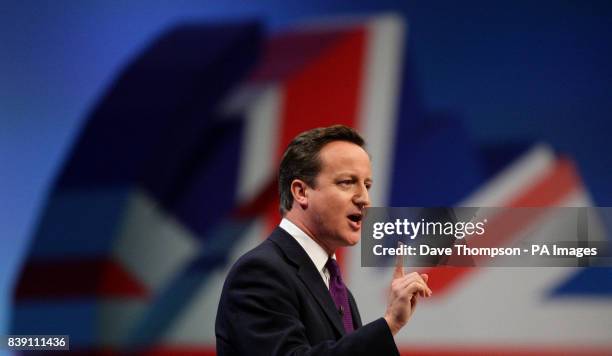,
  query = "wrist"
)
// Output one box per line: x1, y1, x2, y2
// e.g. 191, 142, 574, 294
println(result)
383, 315, 400, 336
